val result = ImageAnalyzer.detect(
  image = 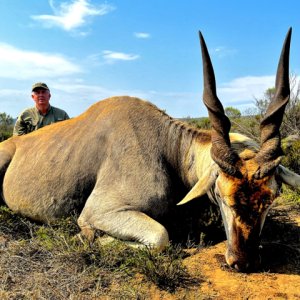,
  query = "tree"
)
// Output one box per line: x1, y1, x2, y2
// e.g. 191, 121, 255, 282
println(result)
187, 117, 211, 129
225, 107, 241, 119
0, 112, 14, 141
252, 74, 300, 138
0, 112, 13, 126
227, 74, 300, 142
254, 87, 276, 117
281, 74, 300, 137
